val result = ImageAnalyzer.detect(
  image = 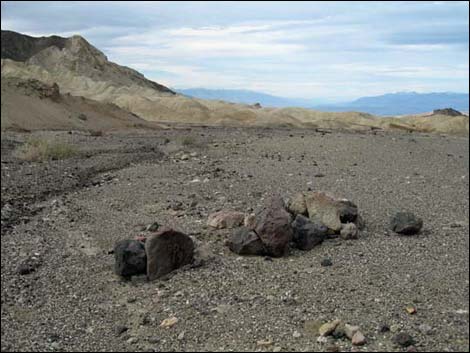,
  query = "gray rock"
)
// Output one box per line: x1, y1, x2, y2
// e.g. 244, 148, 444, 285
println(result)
254, 195, 293, 257
321, 258, 333, 267
114, 240, 147, 277
227, 227, 266, 256
340, 223, 358, 240
291, 214, 328, 250
287, 193, 308, 216
305, 192, 358, 233
390, 212, 423, 235
146, 227, 194, 281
